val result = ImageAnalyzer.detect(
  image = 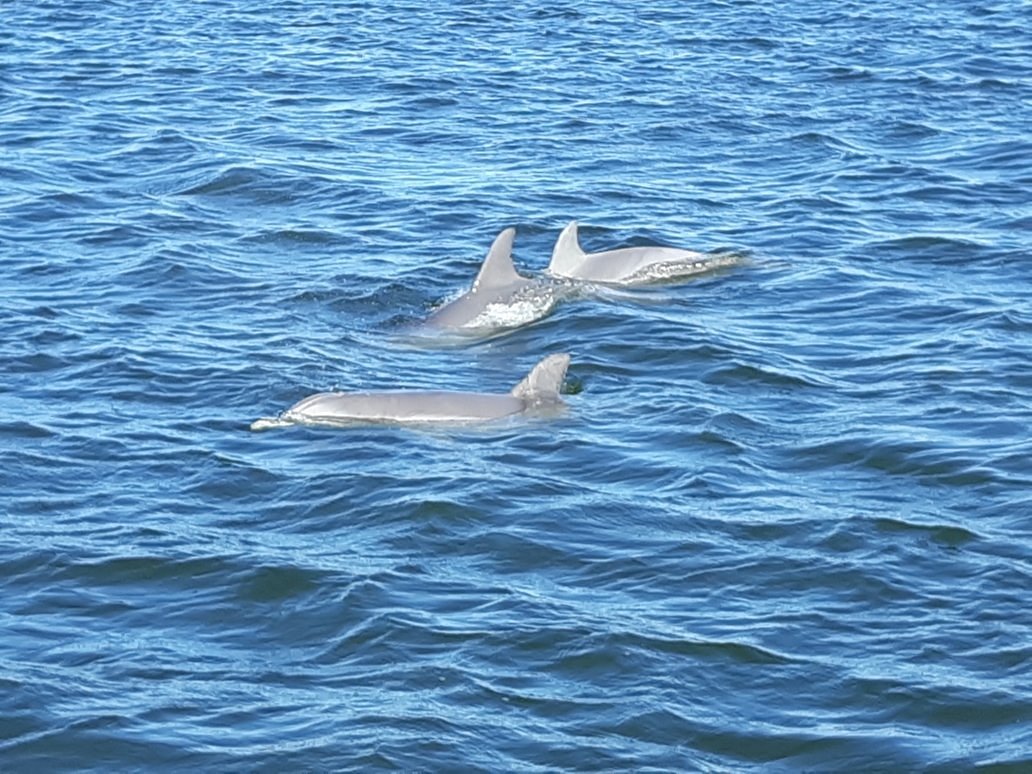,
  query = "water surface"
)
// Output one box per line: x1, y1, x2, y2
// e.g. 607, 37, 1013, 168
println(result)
2, 0, 1030, 770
